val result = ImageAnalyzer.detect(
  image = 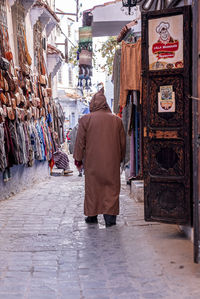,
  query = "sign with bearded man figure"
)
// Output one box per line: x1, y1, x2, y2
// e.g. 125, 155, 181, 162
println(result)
148, 15, 183, 70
